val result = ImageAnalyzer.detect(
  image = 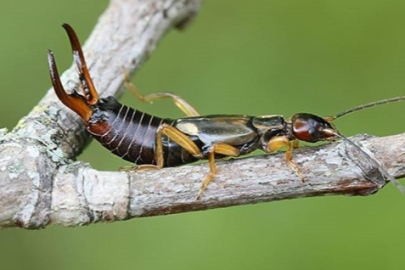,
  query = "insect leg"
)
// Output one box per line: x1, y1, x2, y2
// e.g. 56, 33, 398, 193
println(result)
197, 143, 240, 200
124, 70, 200, 117
267, 136, 304, 181
136, 123, 203, 172
136, 124, 239, 199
